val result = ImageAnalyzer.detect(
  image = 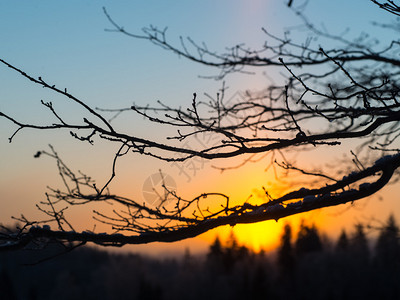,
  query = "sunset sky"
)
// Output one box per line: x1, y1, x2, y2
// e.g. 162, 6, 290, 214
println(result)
0, 1, 397, 256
